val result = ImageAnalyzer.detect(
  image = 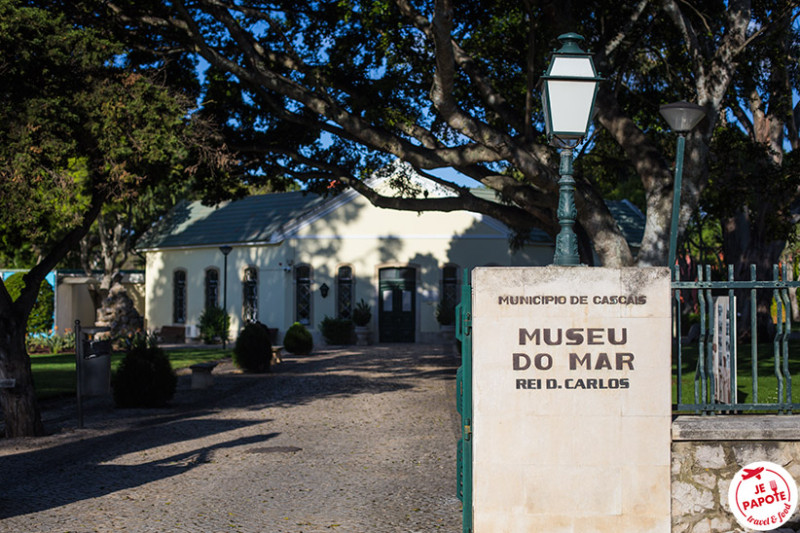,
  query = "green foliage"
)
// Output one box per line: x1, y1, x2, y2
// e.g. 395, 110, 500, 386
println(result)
575, 130, 646, 213
112, 336, 177, 408
102, 0, 800, 274
679, 212, 724, 268
435, 302, 455, 326
26, 327, 75, 355
319, 316, 354, 345
233, 322, 272, 373
0, 0, 237, 258
0, 0, 239, 436
31, 348, 221, 400
680, 312, 701, 336
199, 306, 230, 344
703, 127, 800, 244
5, 273, 54, 334
283, 322, 313, 356
0, 1, 114, 248
352, 299, 372, 327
